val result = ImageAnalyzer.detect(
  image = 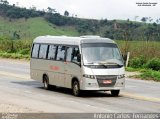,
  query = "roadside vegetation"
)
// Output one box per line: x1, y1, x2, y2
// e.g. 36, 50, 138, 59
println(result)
0, 40, 160, 82
126, 68, 160, 82
137, 69, 160, 82
126, 57, 160, 81
0, 0, 160, 81
0, 38, 31, 59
